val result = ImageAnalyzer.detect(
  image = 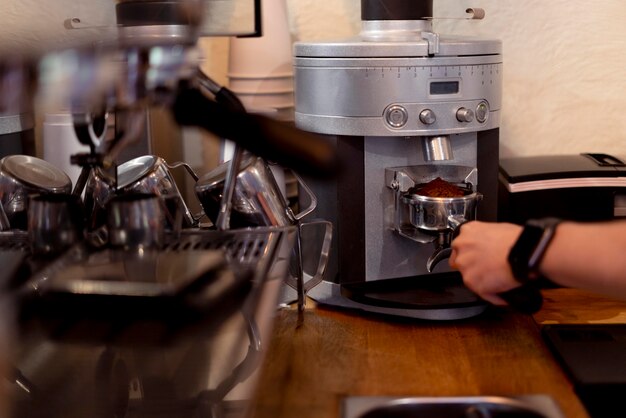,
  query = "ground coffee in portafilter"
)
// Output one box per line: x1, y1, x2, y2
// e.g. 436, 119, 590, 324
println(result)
409, 177, 466, 198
